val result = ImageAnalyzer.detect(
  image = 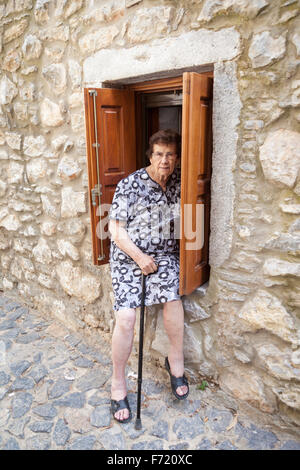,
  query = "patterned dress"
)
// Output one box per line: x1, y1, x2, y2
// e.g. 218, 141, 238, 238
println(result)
109, 167, 181, 311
